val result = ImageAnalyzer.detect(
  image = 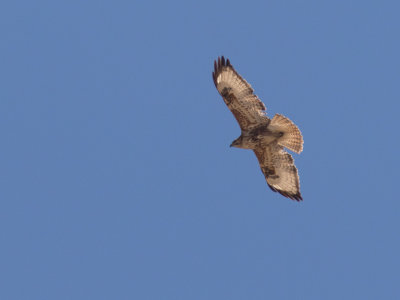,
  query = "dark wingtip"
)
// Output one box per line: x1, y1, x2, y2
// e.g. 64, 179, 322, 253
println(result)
292, 193, 303, 201
296, 193, 303, 201
214, 56, 230, 68
267, 184, 303, 202
213, 56, 232, 86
